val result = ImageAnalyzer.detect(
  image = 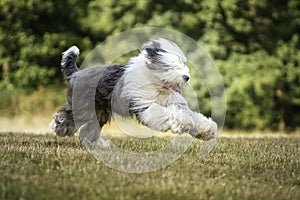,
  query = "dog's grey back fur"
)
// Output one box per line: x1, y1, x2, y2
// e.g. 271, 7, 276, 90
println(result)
50, 47, 127, 139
